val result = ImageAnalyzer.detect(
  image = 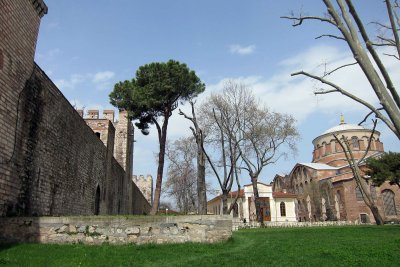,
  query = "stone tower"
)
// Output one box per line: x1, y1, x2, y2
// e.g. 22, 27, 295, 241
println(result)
113, 110, 134, 213
132, 175, 153, 205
